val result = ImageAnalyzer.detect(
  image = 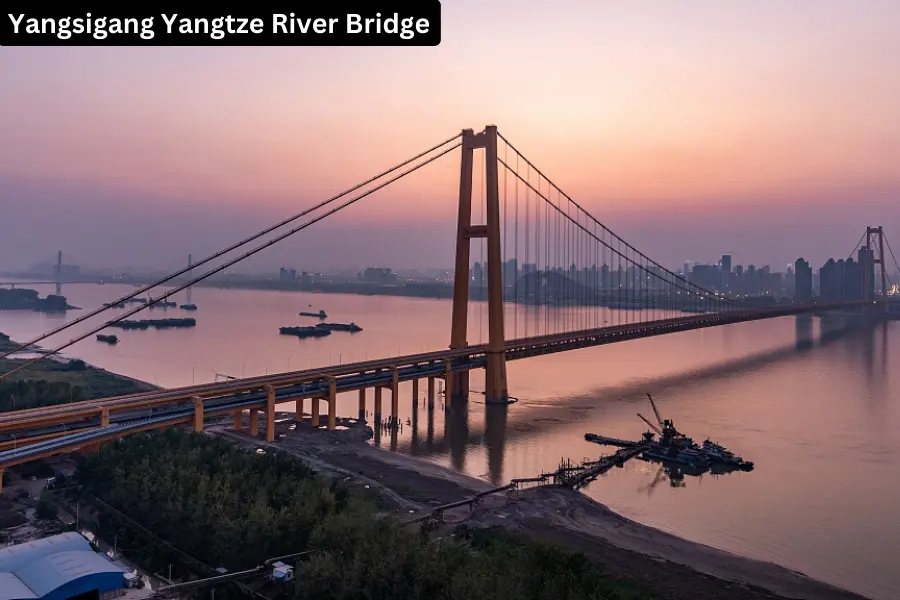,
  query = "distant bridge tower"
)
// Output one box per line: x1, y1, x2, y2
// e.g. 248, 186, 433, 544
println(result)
449, 125, 508, 403
864, 226, 888, 311
186, 253, 193, 304
54, 250, 62, 296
